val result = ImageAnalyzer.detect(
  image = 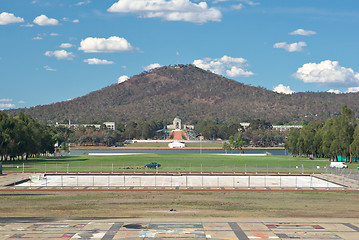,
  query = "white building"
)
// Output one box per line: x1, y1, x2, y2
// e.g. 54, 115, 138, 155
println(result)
272, 125, 302, 132
168, 141, 185, 148
167, 116, 194, 130
103, 122, 116, 130
55, 121, 116, 130
240, 122, 250, 129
